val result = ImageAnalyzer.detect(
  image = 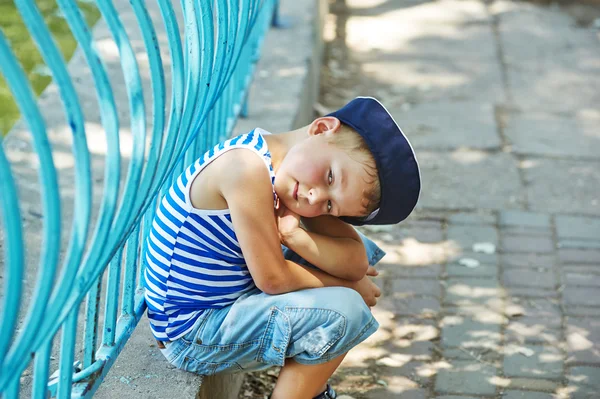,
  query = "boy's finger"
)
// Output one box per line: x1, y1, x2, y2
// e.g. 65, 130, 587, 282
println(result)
366, 266, 378, 276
